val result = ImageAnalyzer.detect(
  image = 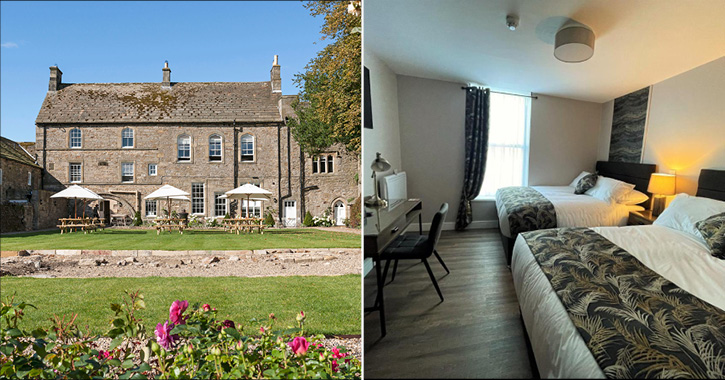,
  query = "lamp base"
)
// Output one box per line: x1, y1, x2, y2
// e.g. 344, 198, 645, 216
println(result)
652, 196, 666, 217
364, 195, 387, 208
